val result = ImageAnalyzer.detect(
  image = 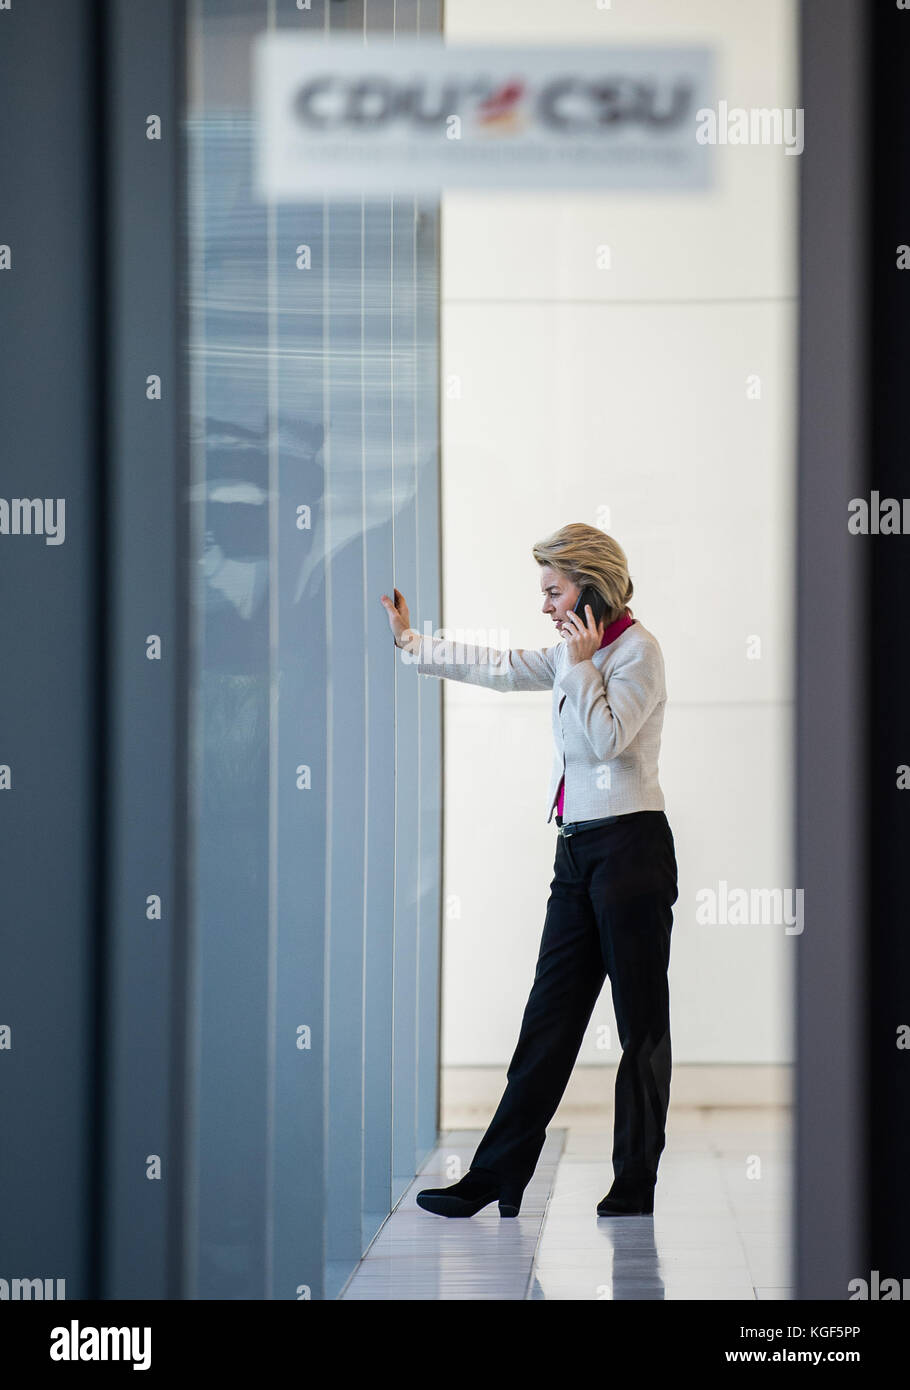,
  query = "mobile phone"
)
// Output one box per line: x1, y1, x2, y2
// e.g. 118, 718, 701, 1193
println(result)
572, 585, 607, 627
